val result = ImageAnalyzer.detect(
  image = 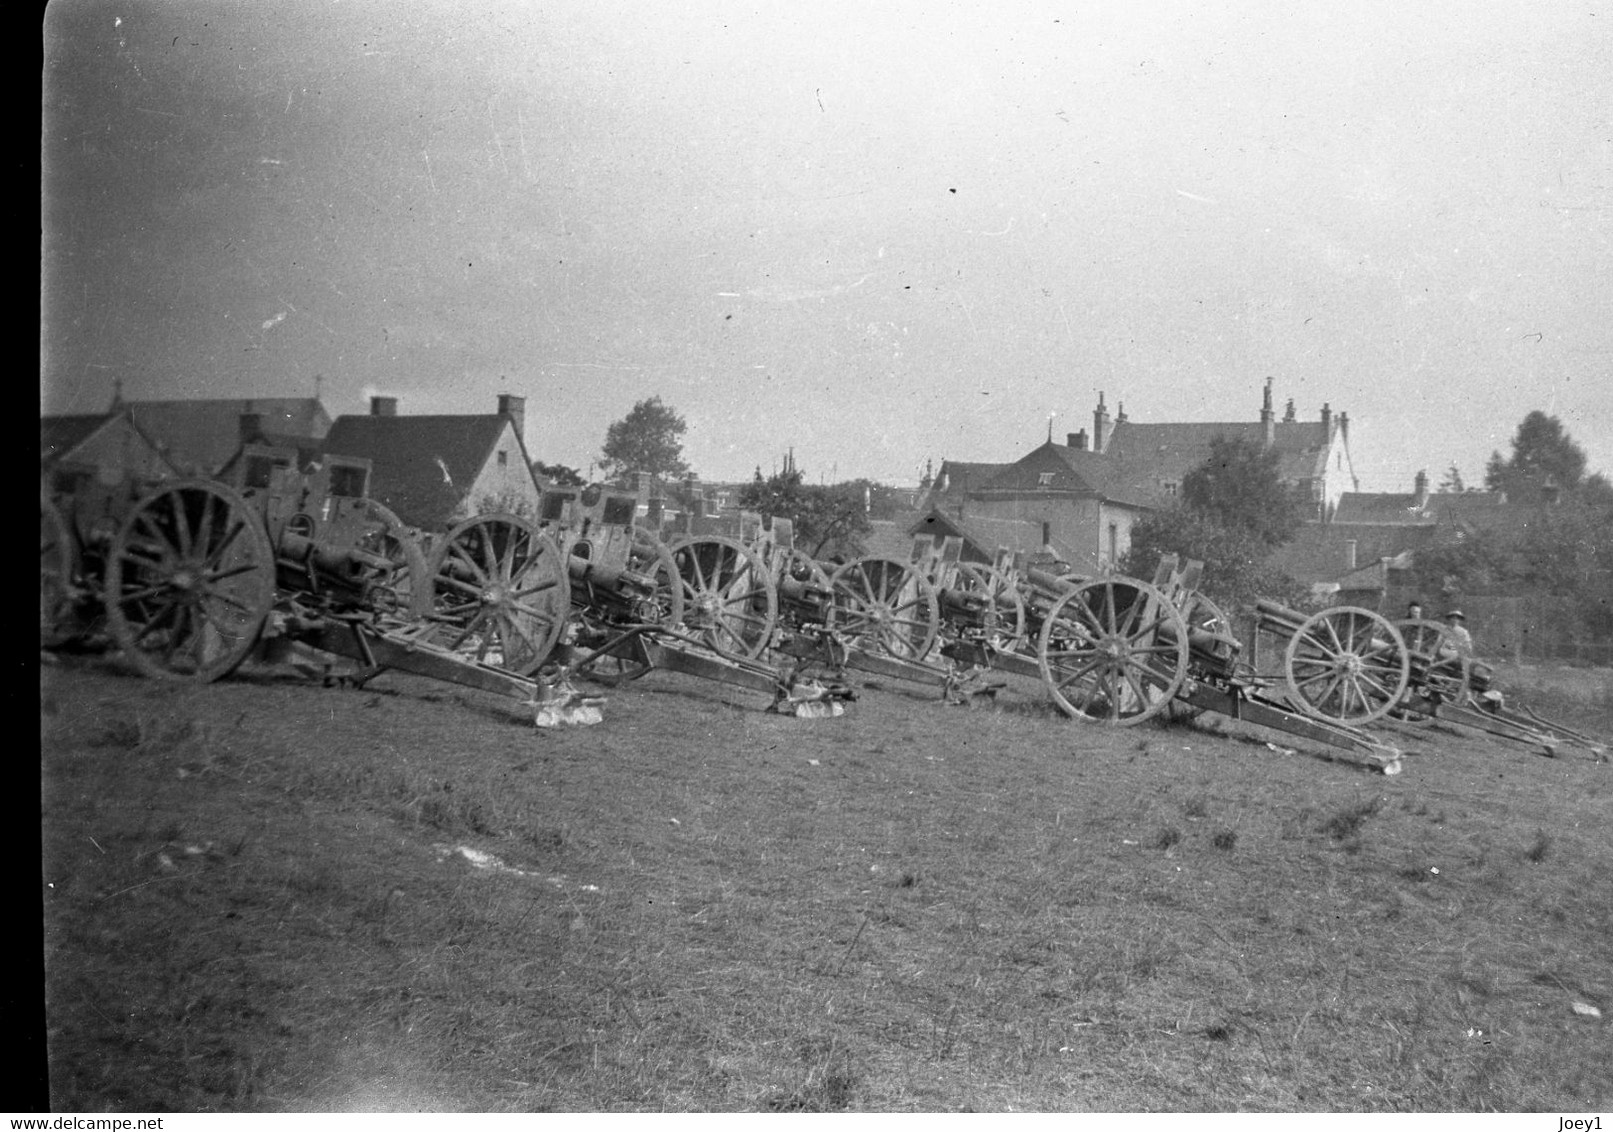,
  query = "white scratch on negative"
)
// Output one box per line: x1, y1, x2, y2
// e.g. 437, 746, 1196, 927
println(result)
1176, 188, 1217, 204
